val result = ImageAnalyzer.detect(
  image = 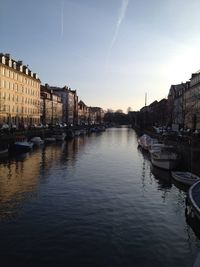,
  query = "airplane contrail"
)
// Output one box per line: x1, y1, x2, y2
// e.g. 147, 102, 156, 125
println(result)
61, 0, 64, 38
110, 0, 129, 49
